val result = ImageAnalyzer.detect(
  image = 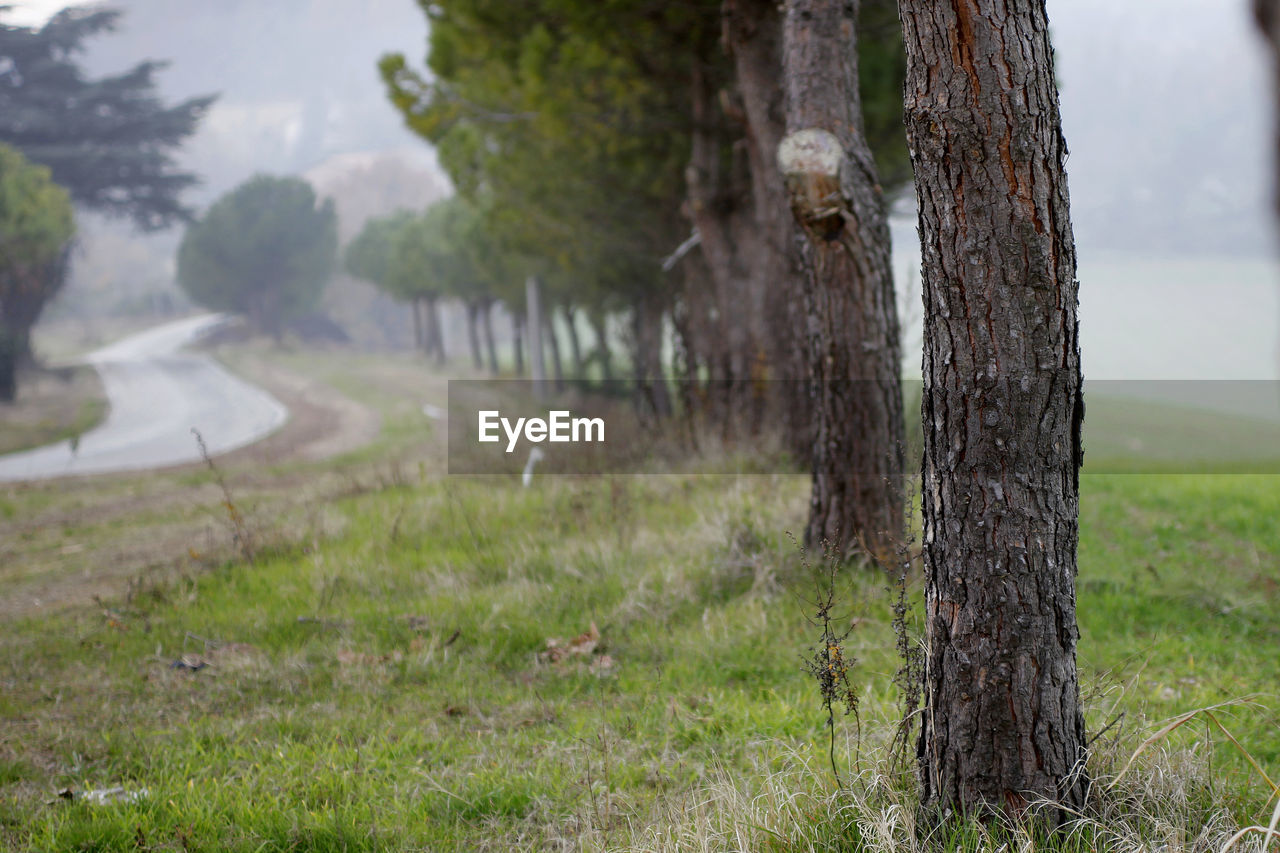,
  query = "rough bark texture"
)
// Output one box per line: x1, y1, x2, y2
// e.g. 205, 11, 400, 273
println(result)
898, 0, 1088, 817
781, 0, 905, 561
